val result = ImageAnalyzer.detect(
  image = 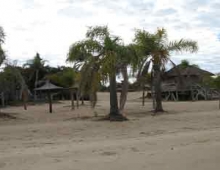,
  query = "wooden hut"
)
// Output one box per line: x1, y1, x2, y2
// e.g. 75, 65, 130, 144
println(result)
162, 65, 216, 101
